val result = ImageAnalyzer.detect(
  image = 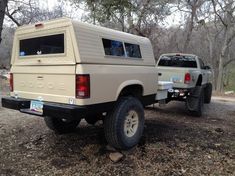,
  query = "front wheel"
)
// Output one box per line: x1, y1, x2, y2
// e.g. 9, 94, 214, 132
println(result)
44, 116, 81, 134
104, 96, 144, 150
